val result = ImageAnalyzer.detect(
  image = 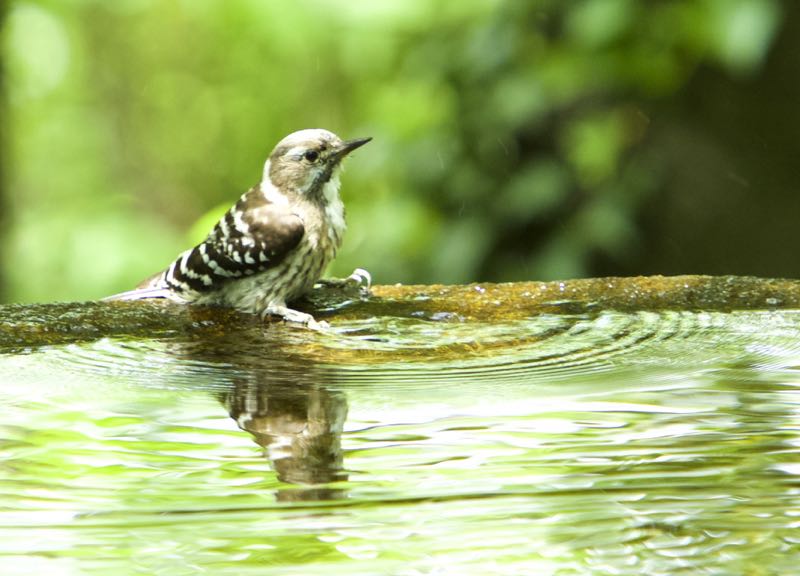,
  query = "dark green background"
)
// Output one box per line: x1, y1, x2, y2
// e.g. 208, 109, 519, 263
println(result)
1, 0, 796, 304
